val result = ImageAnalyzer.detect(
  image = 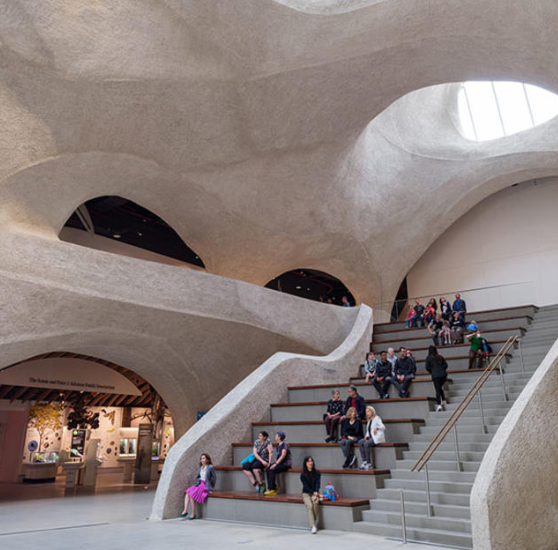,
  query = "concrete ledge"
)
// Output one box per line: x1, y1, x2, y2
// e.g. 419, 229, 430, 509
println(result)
203, 491, 370, 531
